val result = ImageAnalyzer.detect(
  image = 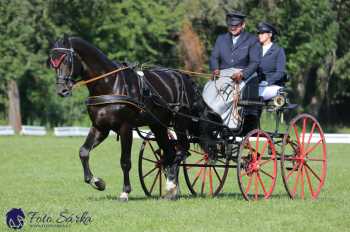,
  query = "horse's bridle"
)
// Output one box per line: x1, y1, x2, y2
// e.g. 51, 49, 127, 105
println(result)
50, 47, 77, 86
